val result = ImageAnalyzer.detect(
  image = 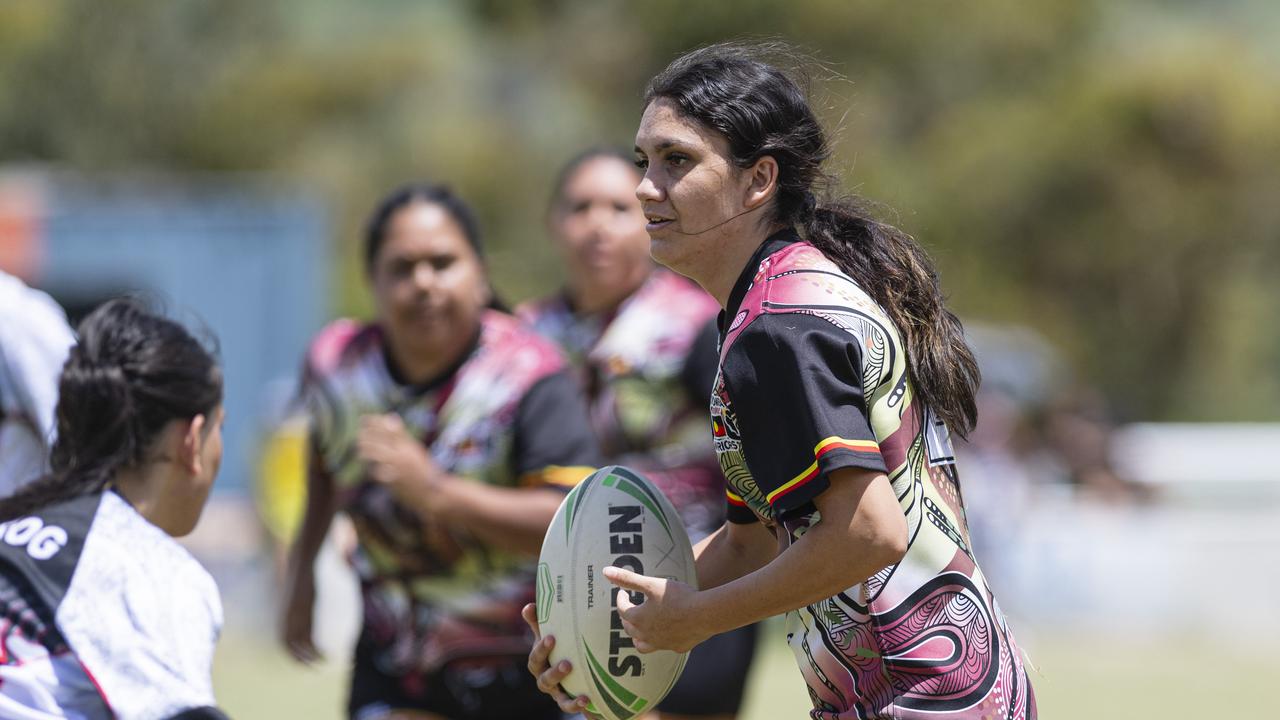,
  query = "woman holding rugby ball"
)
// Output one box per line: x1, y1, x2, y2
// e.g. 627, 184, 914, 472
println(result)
518, 148, 757, 720
527, 43, 1037, 720
282, 184, 600, 720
